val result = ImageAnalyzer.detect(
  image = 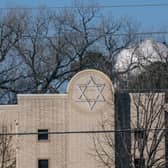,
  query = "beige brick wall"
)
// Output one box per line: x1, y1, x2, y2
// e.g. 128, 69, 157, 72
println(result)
17, 94, 67, 168
0, 70, 167, 168
67, 70, 115, 168
0, 70, 114, 168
